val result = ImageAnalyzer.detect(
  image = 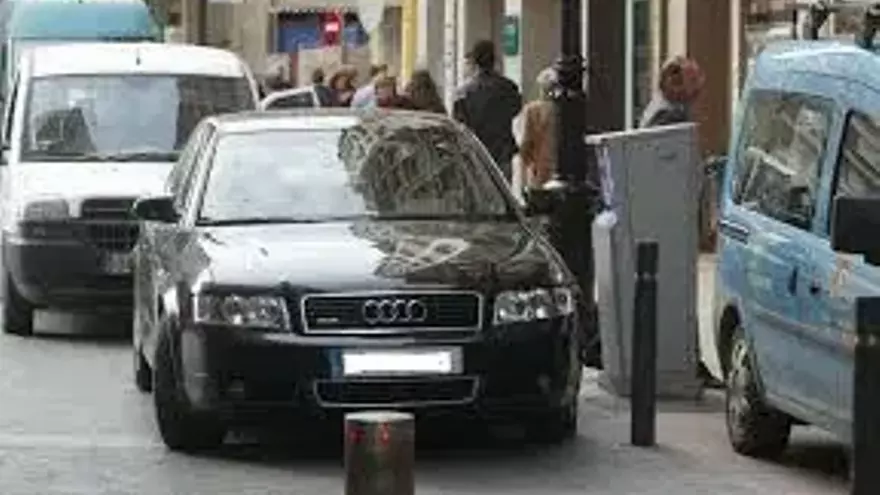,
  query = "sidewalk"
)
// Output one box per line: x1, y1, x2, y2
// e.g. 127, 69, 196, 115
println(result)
541, 253, 846, 494
561, 368, 848, 494
408, 368, 846, 495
